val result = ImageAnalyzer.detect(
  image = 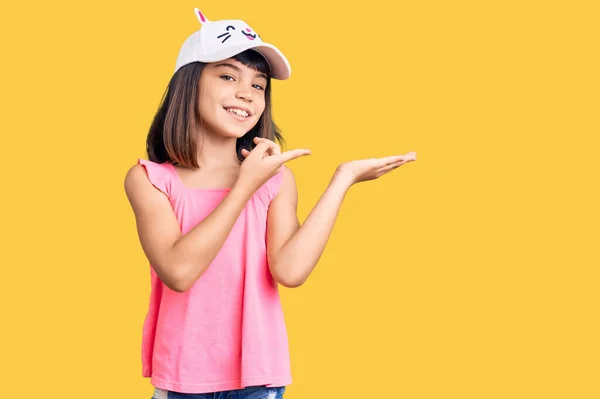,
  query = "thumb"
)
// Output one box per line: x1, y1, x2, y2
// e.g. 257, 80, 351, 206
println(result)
248, 140, 271, 158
